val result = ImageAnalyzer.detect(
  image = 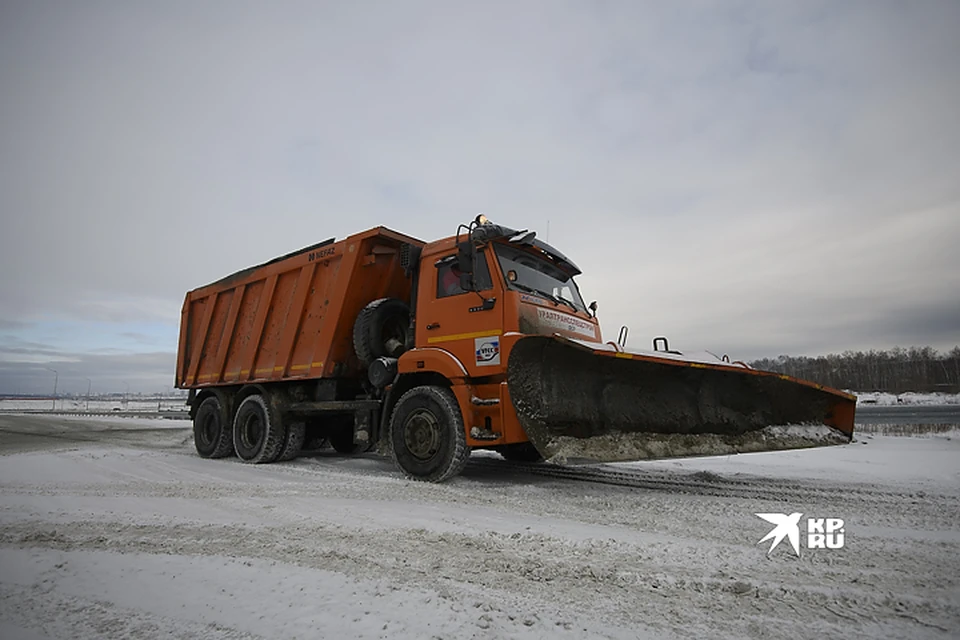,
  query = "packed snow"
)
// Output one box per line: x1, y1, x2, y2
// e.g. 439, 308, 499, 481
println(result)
855, 391, 960, 406
1, 414, 958, 639
0, 398, 186, 413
